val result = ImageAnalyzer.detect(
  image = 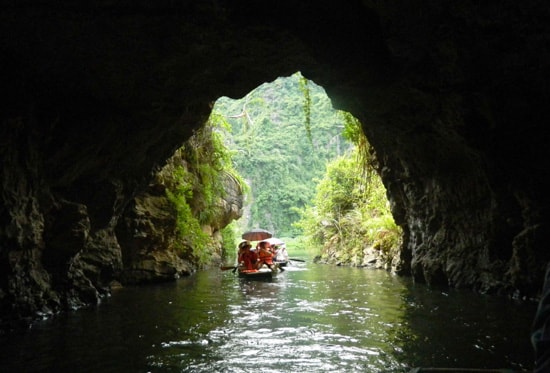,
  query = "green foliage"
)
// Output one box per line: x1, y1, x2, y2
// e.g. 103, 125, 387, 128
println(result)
166, 116, 248, 266
298, 74, 312, 143
183, 121, 236, 223
294, 118, 402, 267
220, 221, 238, 261
208, 71, 401, 266
214, 72, 352, 237
166, 165, 212, 265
